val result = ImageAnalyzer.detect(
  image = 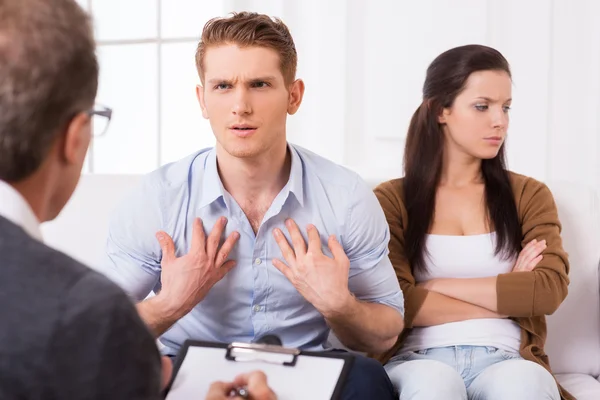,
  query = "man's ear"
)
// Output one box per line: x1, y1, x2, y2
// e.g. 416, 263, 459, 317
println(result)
61, 112, 91, 165
196, 84, 209, 119
287, 79, 305, 115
